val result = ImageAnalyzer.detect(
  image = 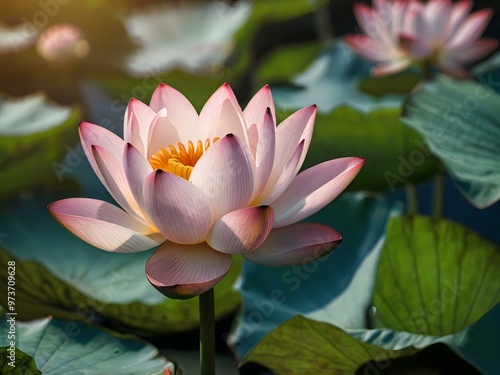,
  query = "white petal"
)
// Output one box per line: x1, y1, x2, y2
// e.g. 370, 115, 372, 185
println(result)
124, 143, 153, 210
